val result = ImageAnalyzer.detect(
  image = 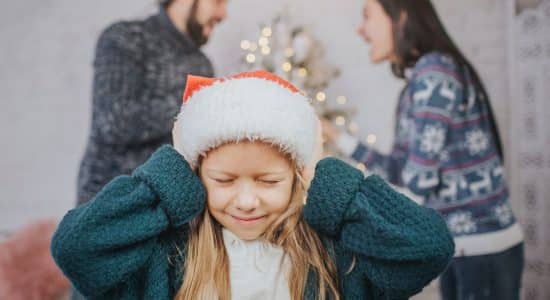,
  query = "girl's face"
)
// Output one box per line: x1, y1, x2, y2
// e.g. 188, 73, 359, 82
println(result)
200, 141, 295, 241
357, 0, 396, 63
